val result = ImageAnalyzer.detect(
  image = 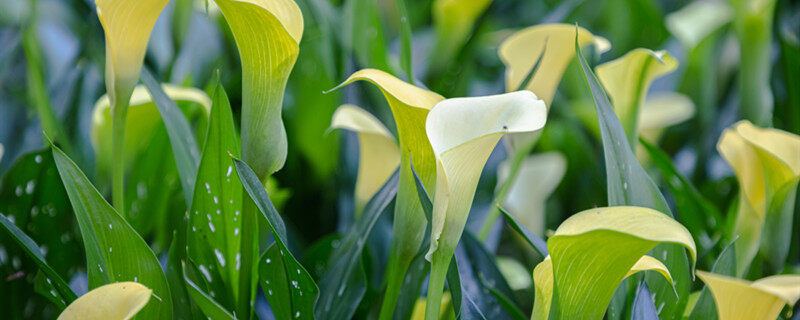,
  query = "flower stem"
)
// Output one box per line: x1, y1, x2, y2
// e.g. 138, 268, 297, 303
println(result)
111, 95, 129, 216
425, 252, 452, 320
378, 252, 411, 320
